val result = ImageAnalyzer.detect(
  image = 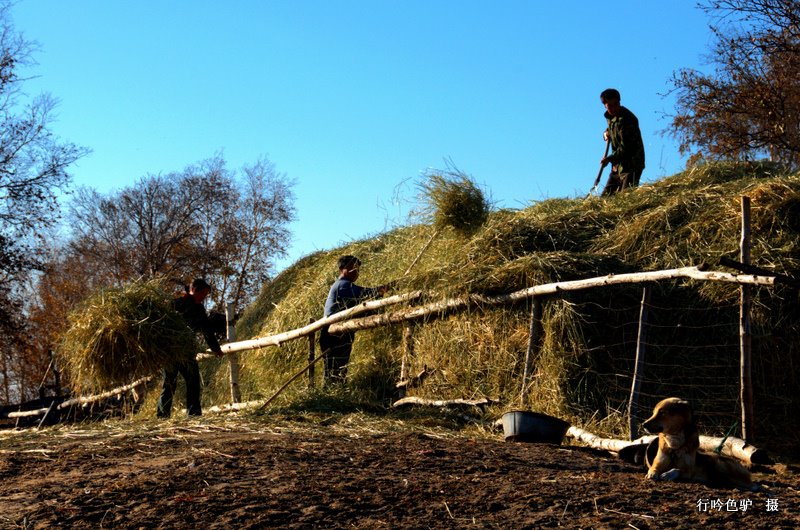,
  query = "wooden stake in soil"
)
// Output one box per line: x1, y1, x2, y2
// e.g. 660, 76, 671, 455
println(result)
259, 351, 328, 410
627, 286, 650, 440
398, 323, 415, 398
307, 318, 316, 389
226, 302, 241, 404
740, 196, 754, 443
520, 297, 543, 406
